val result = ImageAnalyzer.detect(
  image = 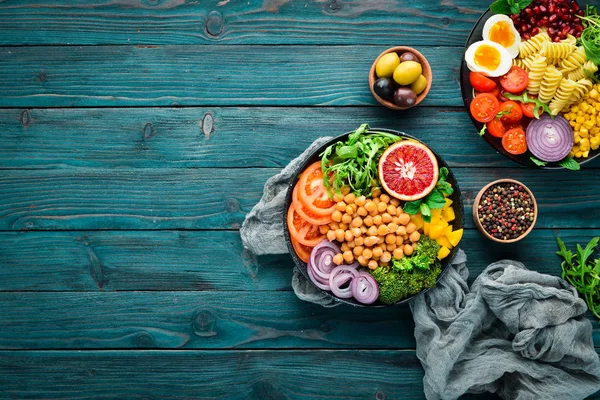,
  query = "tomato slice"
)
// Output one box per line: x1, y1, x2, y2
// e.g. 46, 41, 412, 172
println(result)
499, 101, 523, 123
287, 206, 326, 247
292, 185, 332, 226
291, 238, 312, 263
470, 93, 500, 123
520, 95, 545, 118
499, 66, 529, 94
475, 86, 500, 99
297, 162, 336, 217
487, 119, 507, 138
502, 128, 527, 155
470, 72, 497, 93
